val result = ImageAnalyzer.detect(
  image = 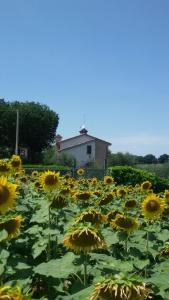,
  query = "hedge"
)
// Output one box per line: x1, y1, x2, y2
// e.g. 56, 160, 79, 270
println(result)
108, 166, 169, 193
